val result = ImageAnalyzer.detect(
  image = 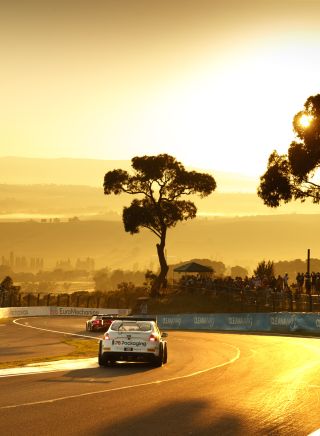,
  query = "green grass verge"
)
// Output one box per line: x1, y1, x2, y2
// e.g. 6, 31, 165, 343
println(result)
0, 338, 99, 369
